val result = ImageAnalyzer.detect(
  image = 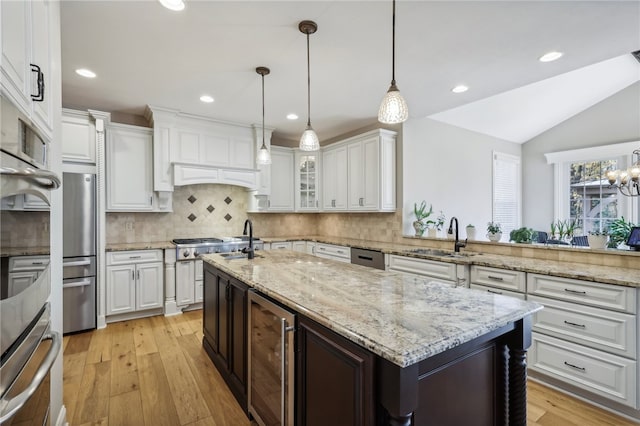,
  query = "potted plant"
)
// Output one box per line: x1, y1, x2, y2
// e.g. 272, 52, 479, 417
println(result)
486, 222, 502, 242
509, 227, 537, 244
587, 229, 609, 250
608, 217, 634, 248
434, 211, 448, 238
465, 224, 476, 240
412, 201, 433, 237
